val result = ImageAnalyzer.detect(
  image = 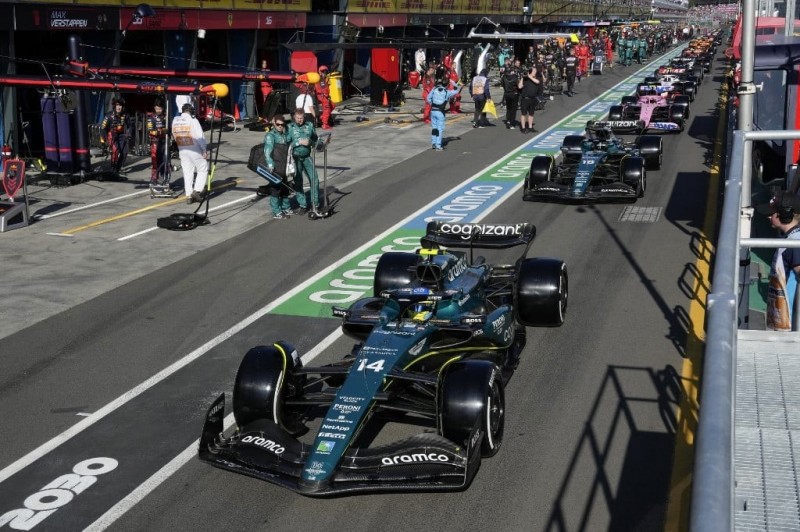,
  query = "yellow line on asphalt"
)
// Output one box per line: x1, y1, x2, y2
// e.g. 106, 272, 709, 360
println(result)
664, 80, 729, 532
62, 180, 238, 235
